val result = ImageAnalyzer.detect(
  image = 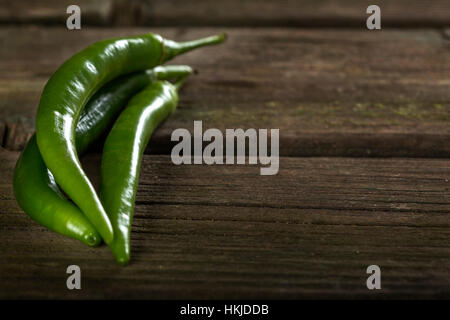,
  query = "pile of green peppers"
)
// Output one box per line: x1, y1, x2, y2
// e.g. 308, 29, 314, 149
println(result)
13, 32, 226, 265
